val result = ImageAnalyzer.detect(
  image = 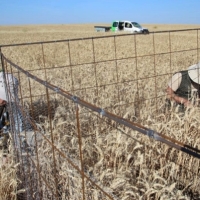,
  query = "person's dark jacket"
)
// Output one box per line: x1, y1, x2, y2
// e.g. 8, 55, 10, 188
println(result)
174, 70, 192, 99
